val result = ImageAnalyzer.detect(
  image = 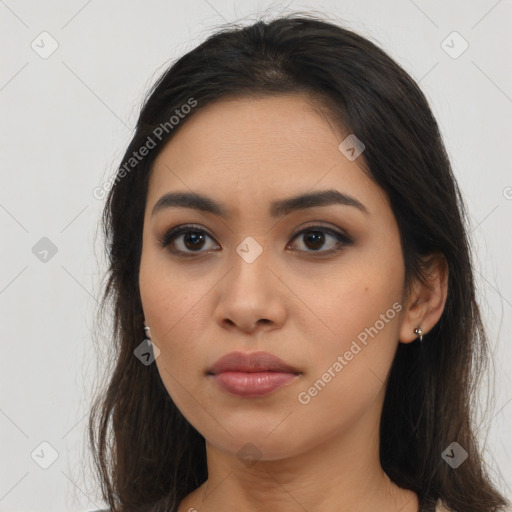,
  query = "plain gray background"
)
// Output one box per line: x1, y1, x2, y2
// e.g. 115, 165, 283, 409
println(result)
1, 1, 511, 510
